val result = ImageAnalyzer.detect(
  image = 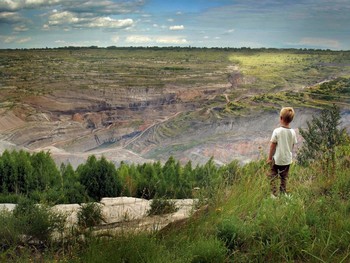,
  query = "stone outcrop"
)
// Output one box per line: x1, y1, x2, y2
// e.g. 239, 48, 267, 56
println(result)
100, 197, 150, 223
0, 197, 198, 233
51, 204, 81, 229
0, 203, 16, 212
